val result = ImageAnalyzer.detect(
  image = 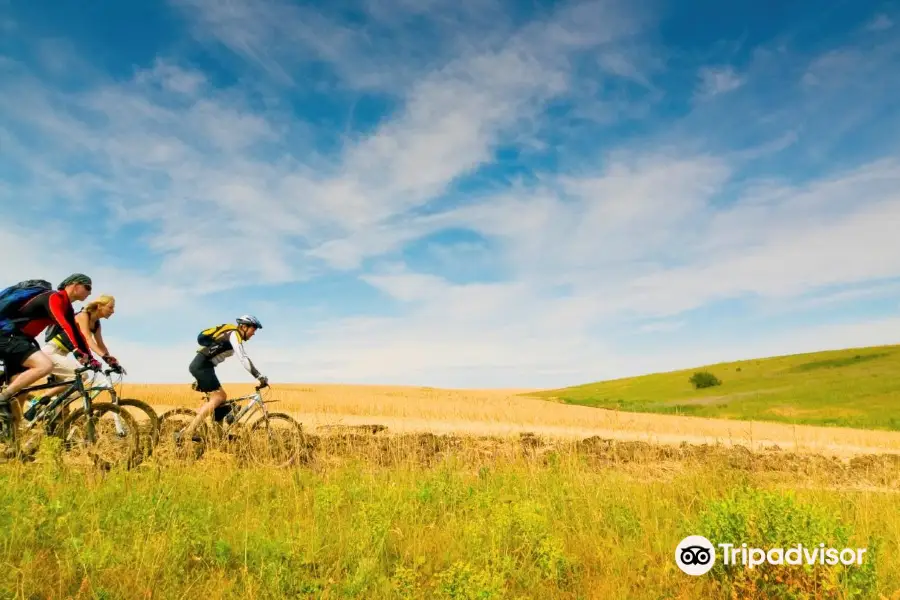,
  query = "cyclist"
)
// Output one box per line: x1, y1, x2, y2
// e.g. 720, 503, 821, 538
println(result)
0, 274, 100, 423
176, 315, 268, 444
26, 294, 122, 419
